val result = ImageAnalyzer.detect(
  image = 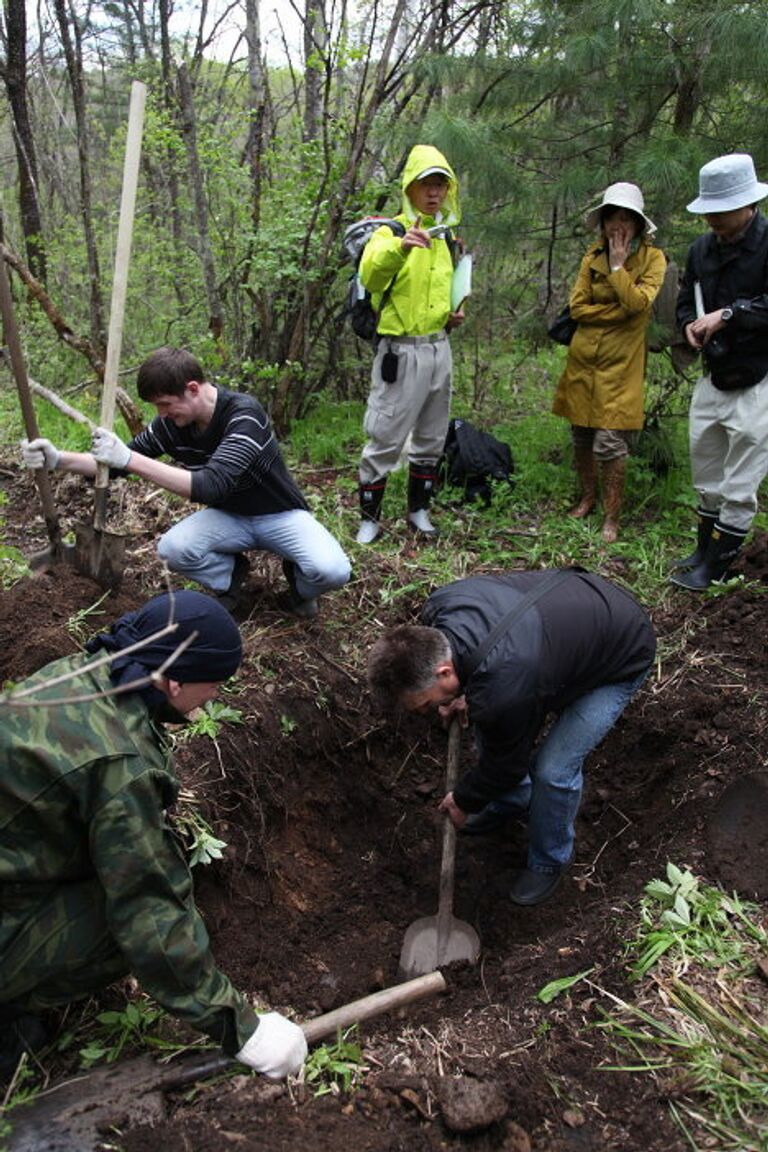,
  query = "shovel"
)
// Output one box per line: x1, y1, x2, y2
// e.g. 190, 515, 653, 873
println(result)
0, 251, 75, 572
74, 80, 146, 589
399, 720, 481, 978
6, 971, 446, 1152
